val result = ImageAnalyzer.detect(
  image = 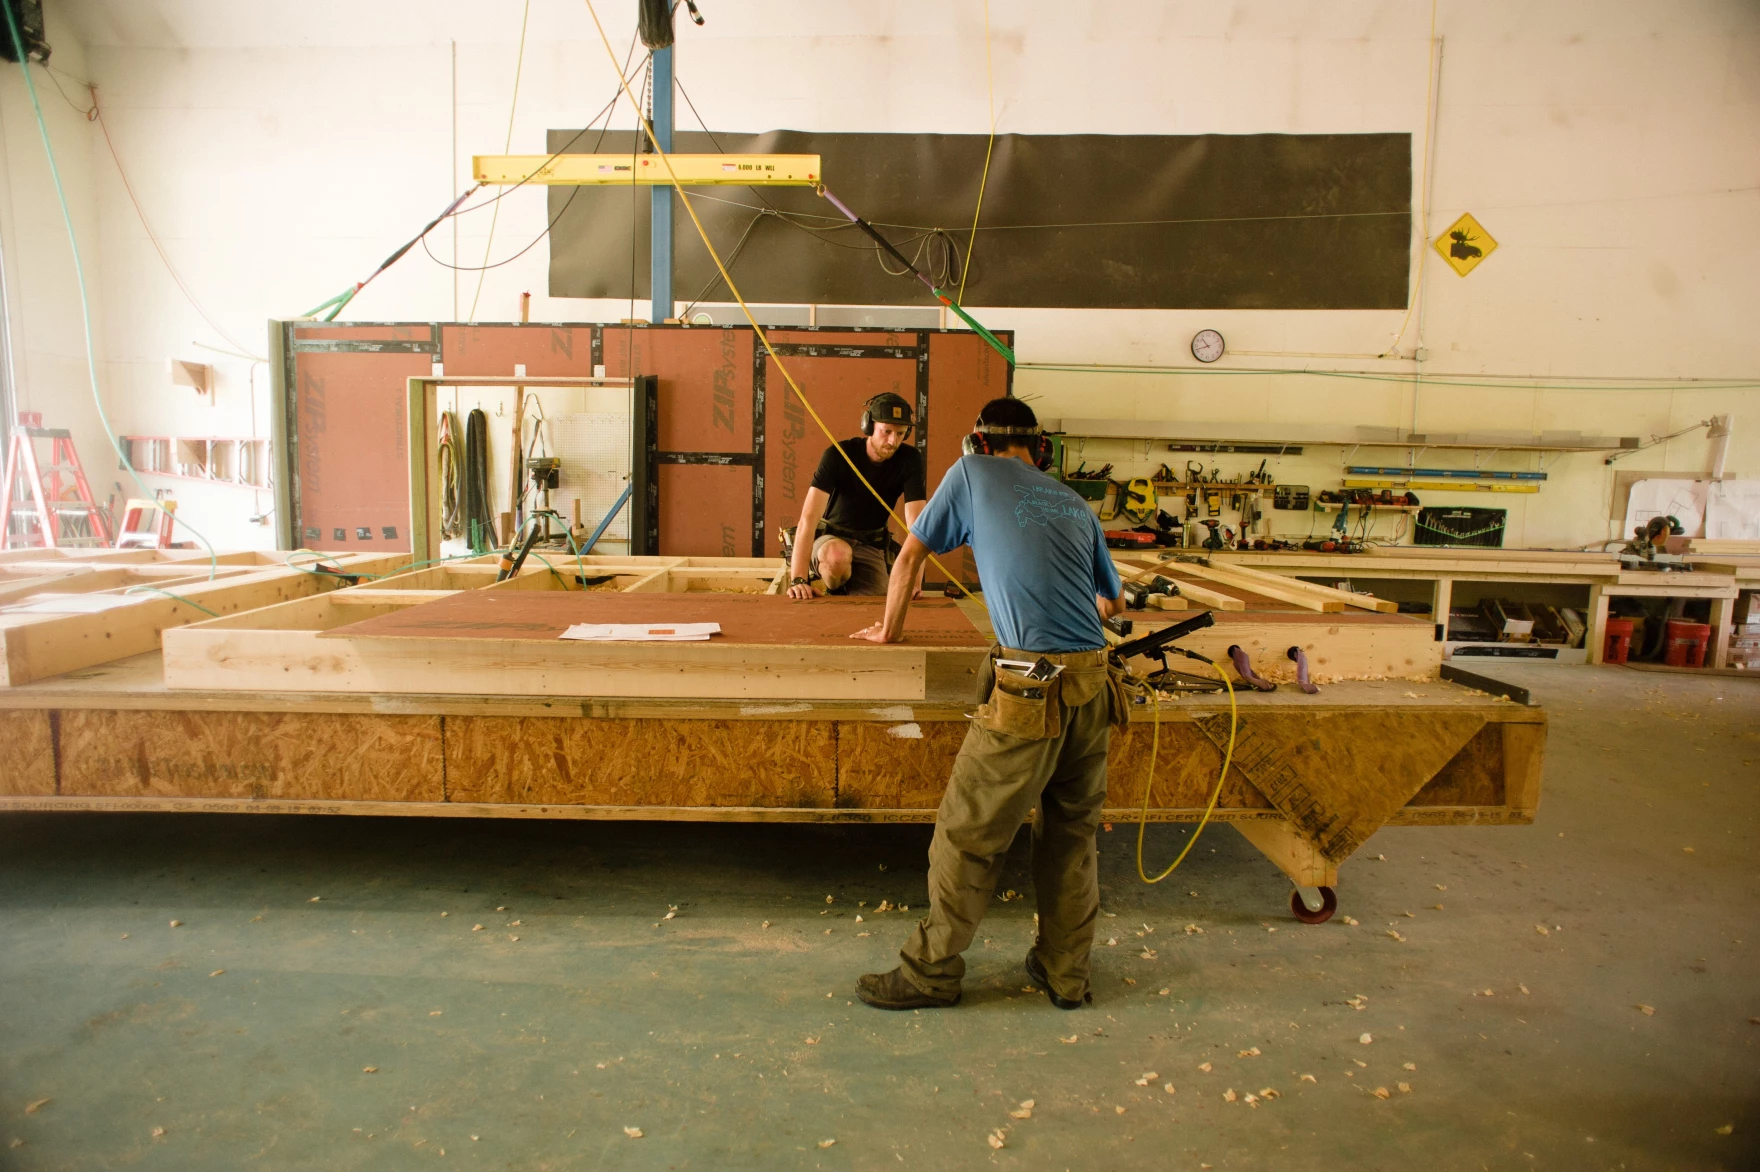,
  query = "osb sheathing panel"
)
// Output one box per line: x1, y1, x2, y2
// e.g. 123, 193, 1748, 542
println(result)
0, 709, 54, 795
58, 710, 442, 801
1407, 723, 1505, 807
835, 720, 1273, 813
837, 722, 971, 809
1107, 723, 1274, 811
446, 716, 836, 808
1190, 710, 1487, 861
